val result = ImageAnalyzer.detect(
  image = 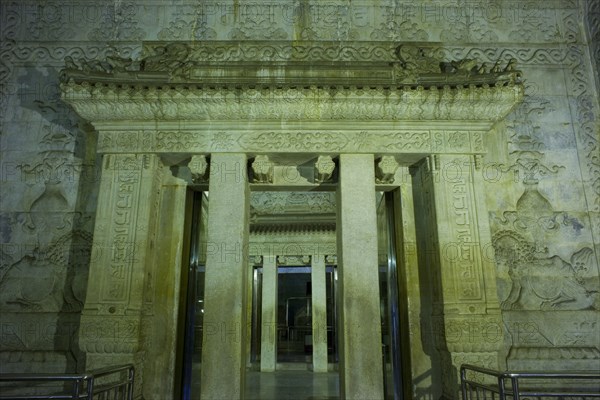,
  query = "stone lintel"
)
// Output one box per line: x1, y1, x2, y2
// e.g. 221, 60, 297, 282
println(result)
95, 128, 489, 156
